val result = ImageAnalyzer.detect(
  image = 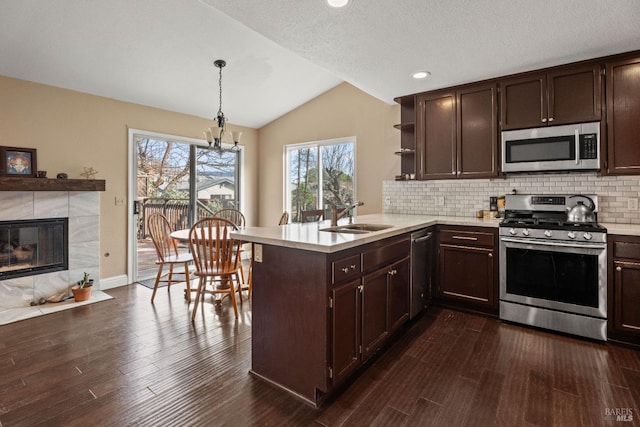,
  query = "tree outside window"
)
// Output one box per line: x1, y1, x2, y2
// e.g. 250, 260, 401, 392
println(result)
286, 138, 355, 223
